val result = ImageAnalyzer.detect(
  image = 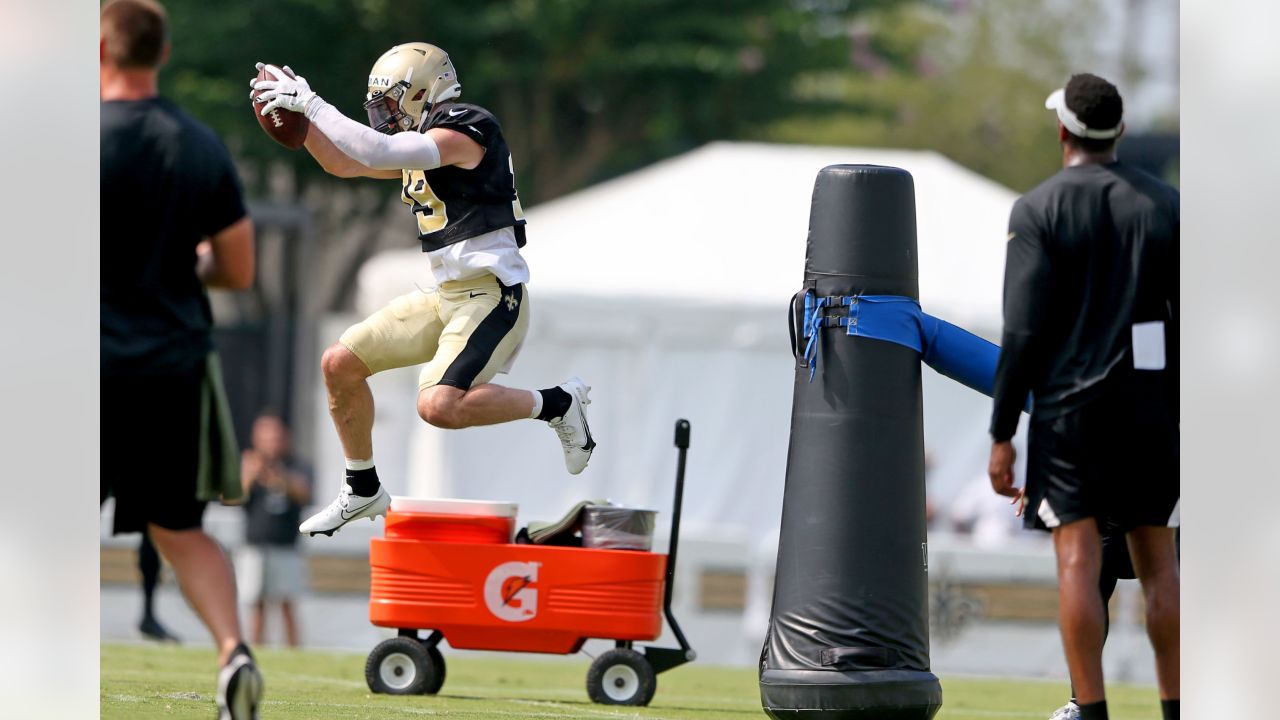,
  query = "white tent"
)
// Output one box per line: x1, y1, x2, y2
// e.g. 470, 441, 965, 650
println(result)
324, 141, 1022, 541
